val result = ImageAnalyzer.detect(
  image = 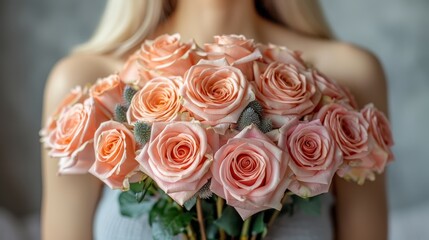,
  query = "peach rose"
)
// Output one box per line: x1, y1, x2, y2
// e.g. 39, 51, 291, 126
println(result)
136, 122, 219, 205
144, 33, 198, 76
316, 103, 369, 161
278, 119, 343, 197
210, 125, 290, 220
89, 121, 139, 189
127, 76, 184, 124
258, 43, 307, 70
40, 86, 87, 140
362, 104, 394, 158
90, 74, 125, 115
46, 98, 110, 174
205, 35, 262, 81
181, 59, 255, 132
119, 52, 153, 87
313, 70, 358, 109
338, 104, 394, 184
253, 62, 321, 127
